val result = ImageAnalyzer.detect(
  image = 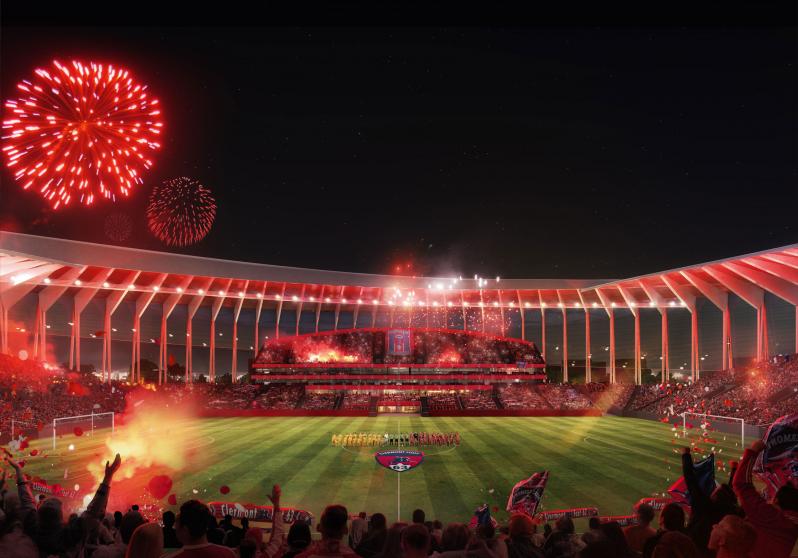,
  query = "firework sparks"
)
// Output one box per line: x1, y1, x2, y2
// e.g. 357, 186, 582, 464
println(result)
147, 177, 216, 247
1, 60, 163, 209
104, 211, 133, 242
